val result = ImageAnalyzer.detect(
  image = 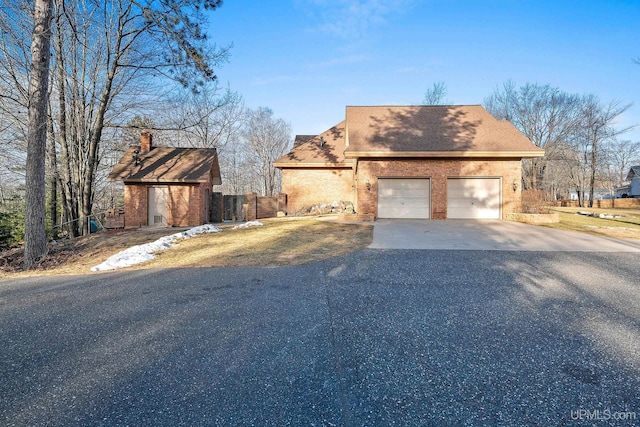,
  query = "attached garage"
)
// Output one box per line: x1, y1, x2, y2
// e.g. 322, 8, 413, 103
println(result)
377, 178, 431, 219
275, 105, 547, 221
447, 178, 501, 219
